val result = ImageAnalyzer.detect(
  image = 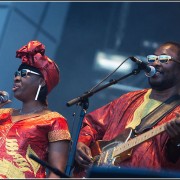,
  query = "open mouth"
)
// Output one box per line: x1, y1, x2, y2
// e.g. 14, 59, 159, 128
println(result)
156, 71, 161, 75
151, 69, 163, 78
12, 84, 21, 91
